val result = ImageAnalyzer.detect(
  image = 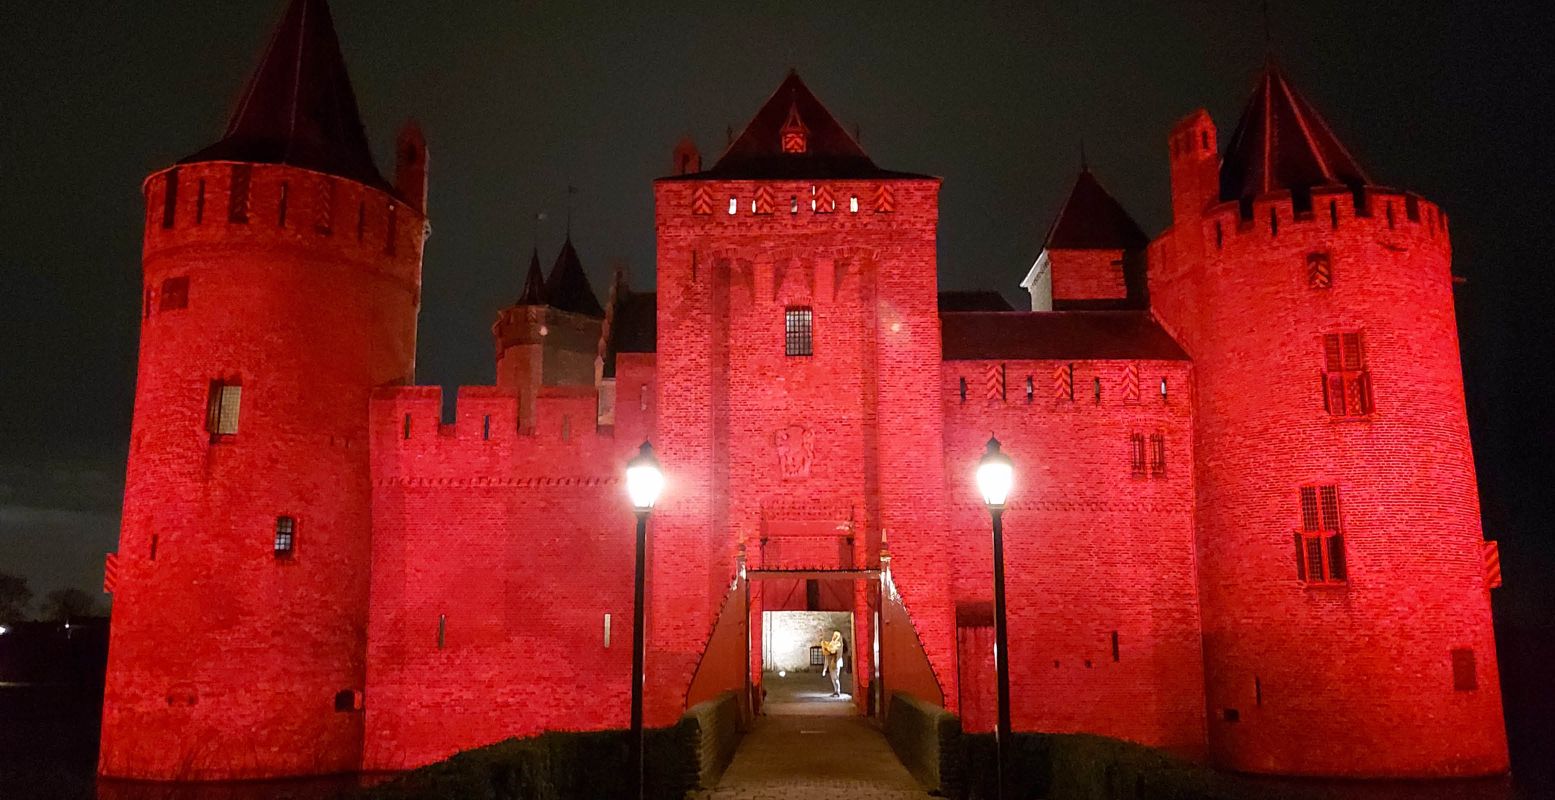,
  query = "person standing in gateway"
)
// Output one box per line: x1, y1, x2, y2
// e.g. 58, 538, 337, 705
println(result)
820, 630, 845, 697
